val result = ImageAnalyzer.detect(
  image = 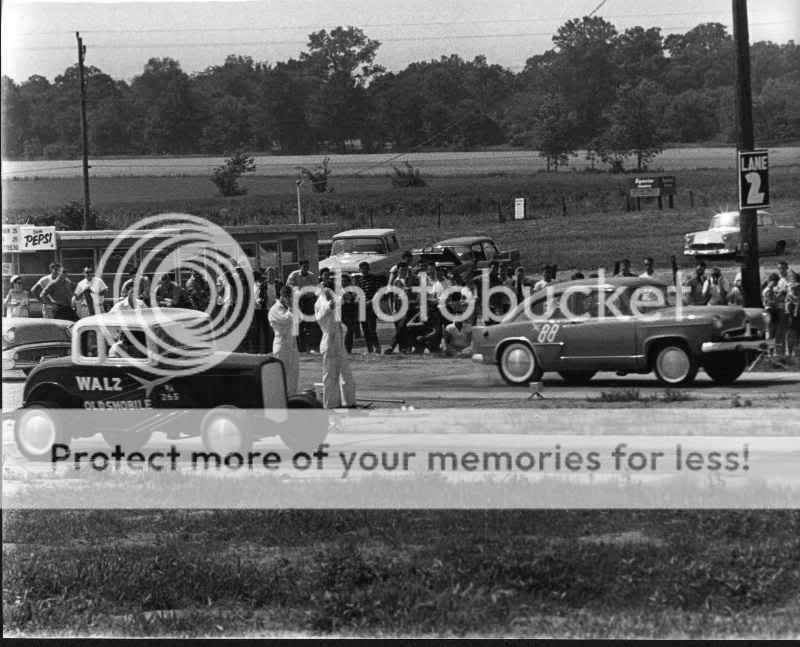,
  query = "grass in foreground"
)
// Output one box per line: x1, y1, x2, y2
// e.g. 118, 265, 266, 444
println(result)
4, 510, 799, 637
